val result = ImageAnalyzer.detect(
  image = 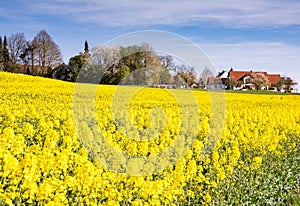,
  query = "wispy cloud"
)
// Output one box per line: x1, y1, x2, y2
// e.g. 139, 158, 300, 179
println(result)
27, 0, 300, 28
